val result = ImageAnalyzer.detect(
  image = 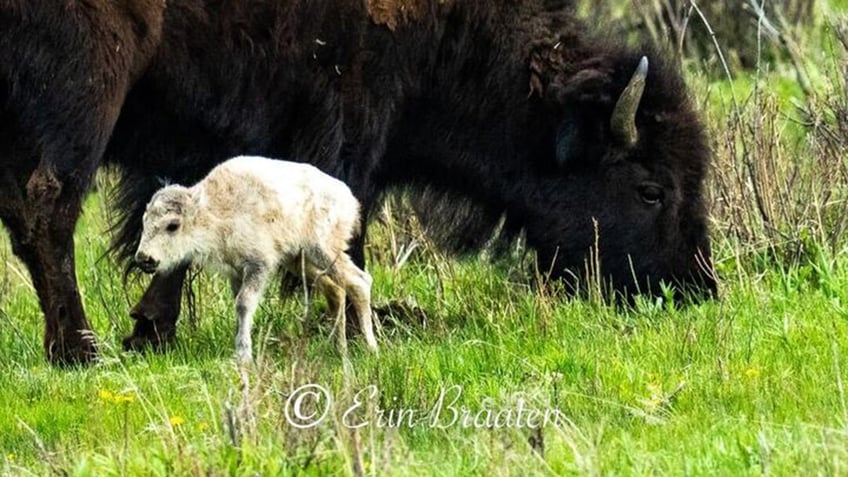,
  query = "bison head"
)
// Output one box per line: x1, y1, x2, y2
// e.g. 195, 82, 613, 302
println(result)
522, 54, 716, 301
135, 185, 199, 274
